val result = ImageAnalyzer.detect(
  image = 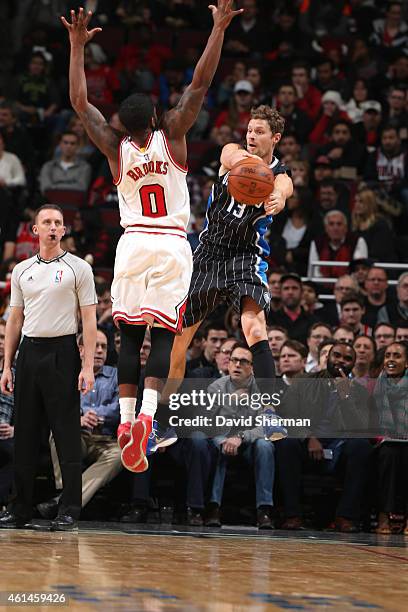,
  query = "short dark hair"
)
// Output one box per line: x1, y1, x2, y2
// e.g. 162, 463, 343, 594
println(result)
96, 281, 110, 297
381, 125, 399, 138
118, 93, 155, 134
308, 322, 332, 338
34, 204, 63, 222
231, 340, 251, 355
374, 322, 395, 334
340, 292, 365, 309
280, 339, 308, 360
331, 120, 351, 134
202, 322, 227, 340
250, 105, 285, 135
267, 325, 288, 336
60, 130, 79, 143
